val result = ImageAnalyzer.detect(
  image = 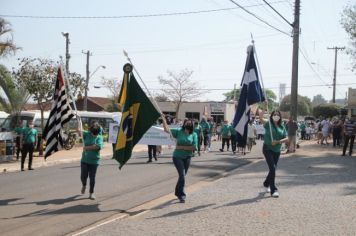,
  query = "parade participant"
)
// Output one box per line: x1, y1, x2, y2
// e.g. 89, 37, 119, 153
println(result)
247, 120, 257, 152
147, 145, 157, 163
14, 121, 24, 161
229, 123, 237, 154
219, 120, 231, 152
80, 122, 104, 200
162, 116, 197, 203
207, 118, 214, 152
21, 120, 37, 171
200, 117, 210, 153
193, 120, 203, 156
259, 110, 288, 198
